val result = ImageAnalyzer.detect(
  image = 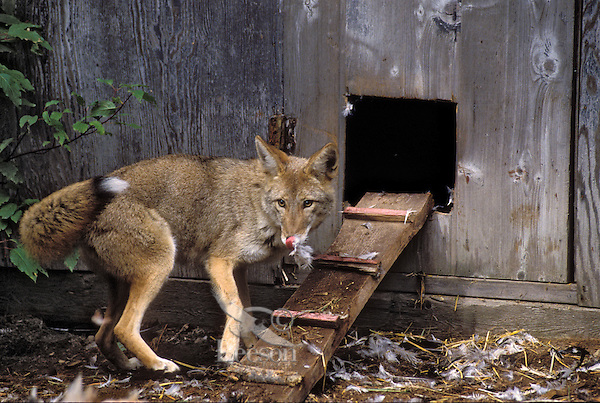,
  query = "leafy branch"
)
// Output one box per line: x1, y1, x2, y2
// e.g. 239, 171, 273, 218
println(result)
7, 80, 155, 161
